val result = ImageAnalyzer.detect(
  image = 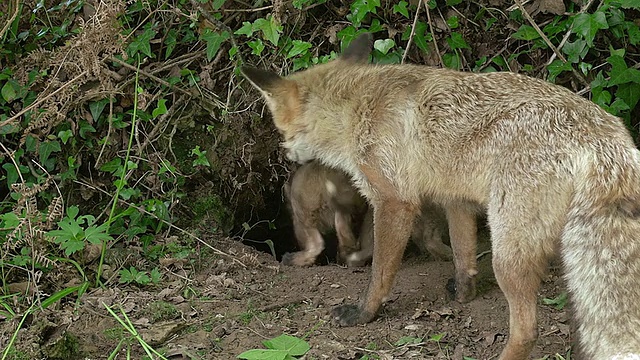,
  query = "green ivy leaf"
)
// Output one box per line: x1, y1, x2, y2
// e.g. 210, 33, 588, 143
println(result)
235, 21, 253, 36
201, 30, 230, 61
100, 158, 122, 173
127, 25, 157, 58
254, 16, 282, 46
89, 99, 109, 121
287, 40, 312, 58
152, 98, 167, 118
446, 0, 463, 5
608, 97, 631, 115
1, 81, 17, 102
78, 120, 96, 138
40, 140, 61, 164
447, 16, 459, 29
572, 11, 608, 46
606, 0, 640, 9
392, 1, 409, 18
443, 52, 462, 69
212, 0, 226, 10
347, 0, 380, 28
609, 68, 640, 87
2, 163, 18, 187
626, 22, 640, 45
248, 39, 265, 55
562, 39, 587, 63
512, 25, 540, 41
374, 39, 395, 55
446, 32, 470, 50
616, 82, 640, 110
58, 129, 73, 144
546, 59, 574, 82
411, 21, 430, 53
